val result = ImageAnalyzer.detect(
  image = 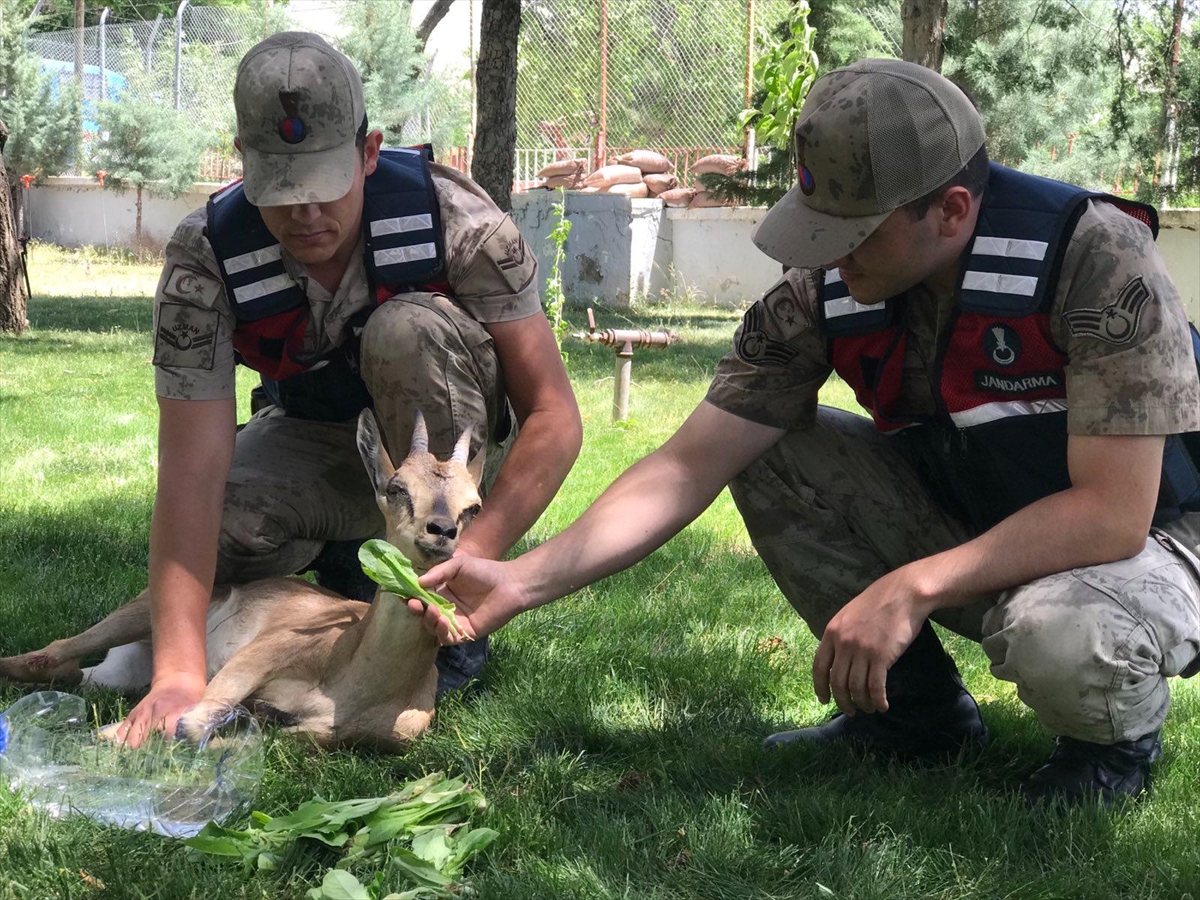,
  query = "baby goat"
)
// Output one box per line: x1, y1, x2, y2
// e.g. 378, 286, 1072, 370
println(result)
0, 409, 483, 750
